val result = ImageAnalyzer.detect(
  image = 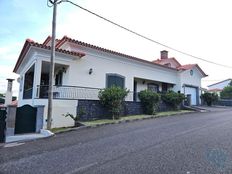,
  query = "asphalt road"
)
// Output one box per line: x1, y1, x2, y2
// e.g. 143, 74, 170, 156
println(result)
1, 107, 232, 174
